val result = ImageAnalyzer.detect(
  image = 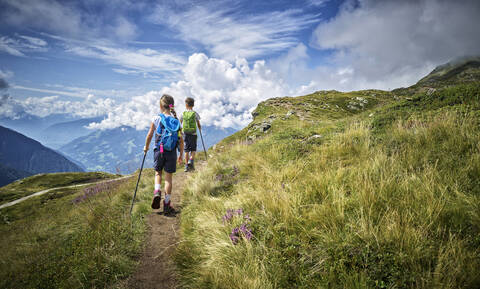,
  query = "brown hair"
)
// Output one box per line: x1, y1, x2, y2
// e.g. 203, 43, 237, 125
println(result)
185, 97, 194, 107
160, 94, 178, 118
